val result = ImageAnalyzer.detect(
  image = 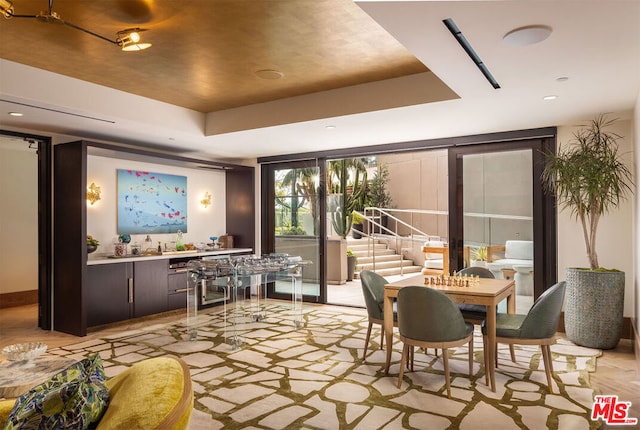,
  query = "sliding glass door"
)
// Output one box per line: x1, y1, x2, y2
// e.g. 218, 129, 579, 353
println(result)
261, 160, 325, 303
448, 139, 557, 301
